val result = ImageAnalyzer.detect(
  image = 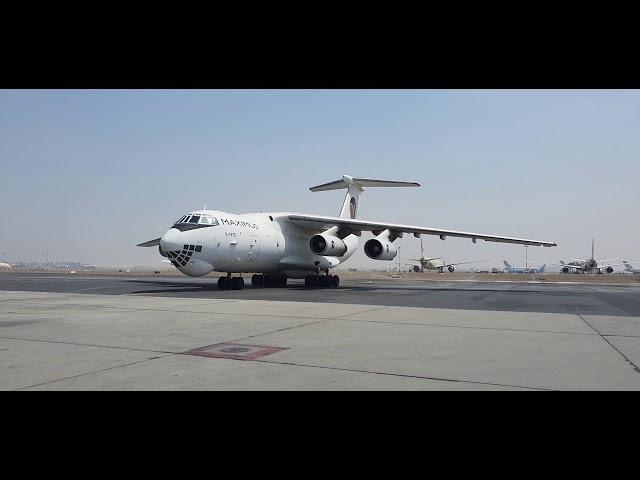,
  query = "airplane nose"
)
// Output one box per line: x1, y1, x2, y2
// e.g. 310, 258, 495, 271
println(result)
159, 228, 183, 253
